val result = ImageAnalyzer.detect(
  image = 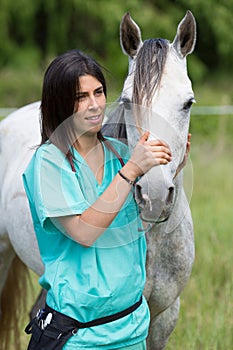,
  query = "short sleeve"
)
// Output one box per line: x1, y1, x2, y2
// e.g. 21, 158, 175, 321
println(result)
23, 144, 90, 227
